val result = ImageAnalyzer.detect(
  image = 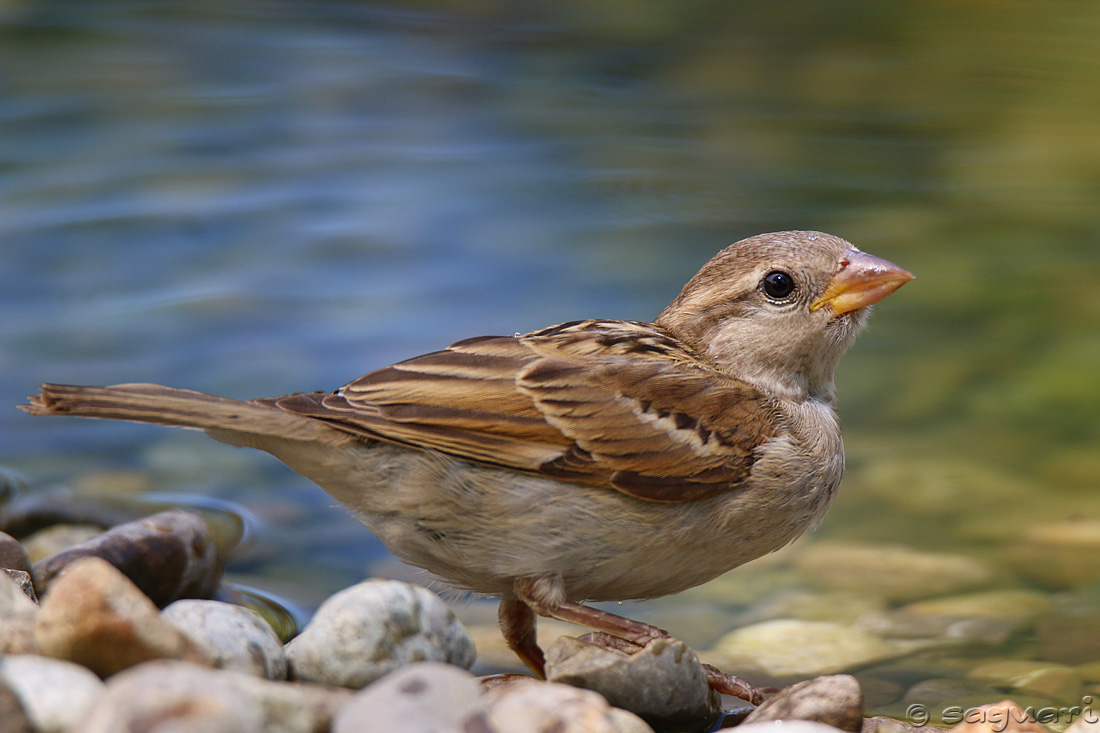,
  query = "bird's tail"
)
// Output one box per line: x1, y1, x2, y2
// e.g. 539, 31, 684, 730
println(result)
21, 383, 349, 446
